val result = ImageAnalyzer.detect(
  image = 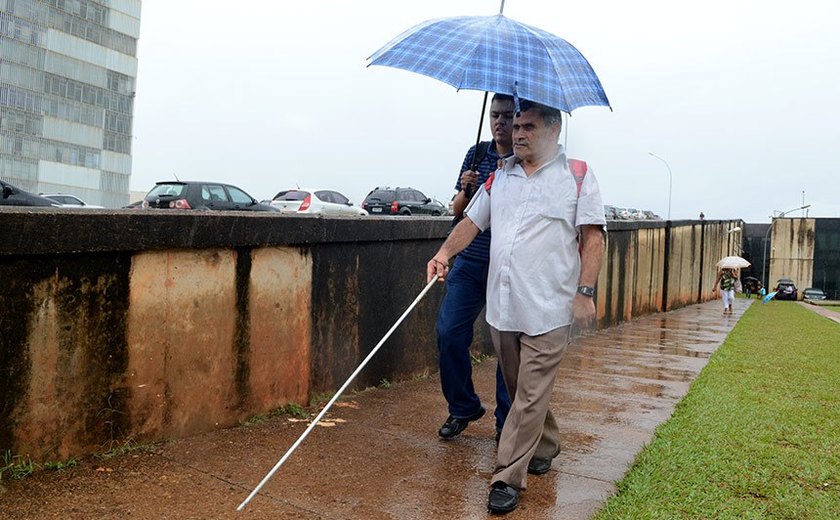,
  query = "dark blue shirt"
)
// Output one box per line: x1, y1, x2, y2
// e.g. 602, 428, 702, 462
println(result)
455, 141, 507, 263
